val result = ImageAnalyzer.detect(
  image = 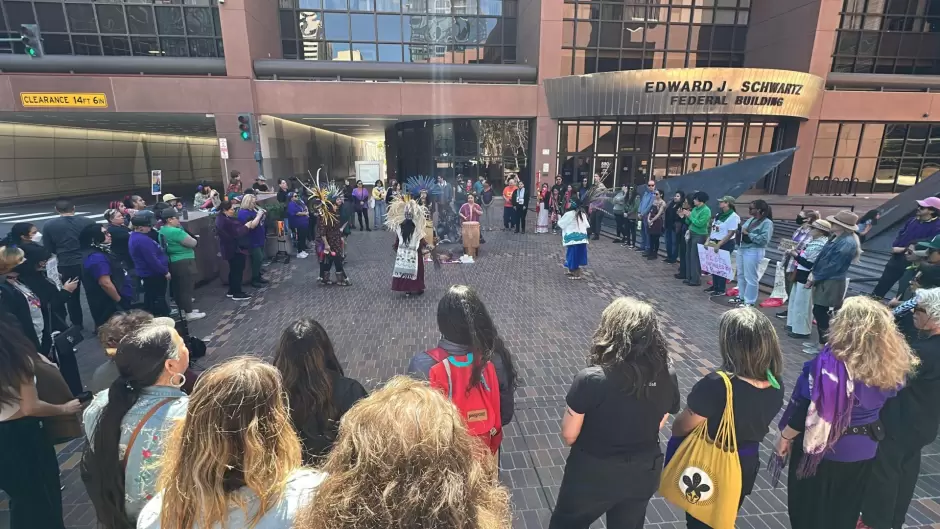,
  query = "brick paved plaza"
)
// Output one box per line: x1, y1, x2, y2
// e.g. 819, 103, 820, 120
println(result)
4, 223, 940, 529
